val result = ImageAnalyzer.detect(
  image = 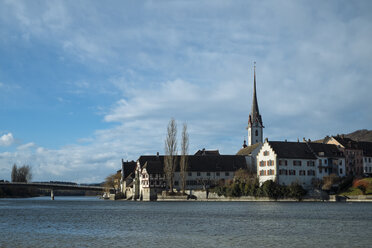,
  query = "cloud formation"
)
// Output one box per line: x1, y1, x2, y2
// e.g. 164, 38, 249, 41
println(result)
0, 133, 14, 147
0, 1, 371, 182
